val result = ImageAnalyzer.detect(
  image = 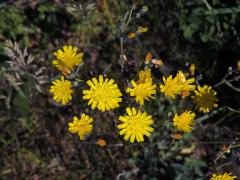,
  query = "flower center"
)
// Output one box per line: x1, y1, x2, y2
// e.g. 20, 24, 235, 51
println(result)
57, 83, 71, 94
135, 84, 148, 98
93, 84, 112, 101
61, 53, 76, 68
199, 93, 214, 108
129, 116, 142, 131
